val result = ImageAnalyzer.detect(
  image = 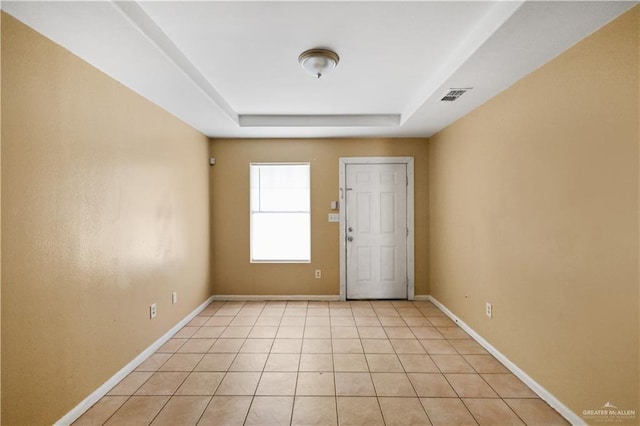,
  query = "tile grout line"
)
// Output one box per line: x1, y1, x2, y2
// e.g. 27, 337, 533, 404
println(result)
76, 299, 563, 426
395, 307, 435, 425
179, 303, 223, 426
187, 302, 226, 426
99, 318, 199, 426
99, 395, 134, 426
